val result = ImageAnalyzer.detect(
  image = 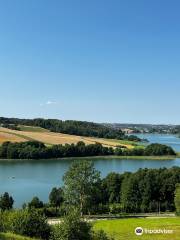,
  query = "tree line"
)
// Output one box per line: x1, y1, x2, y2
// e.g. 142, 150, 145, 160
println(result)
0, 117, 141, 141
0, 141, 176, 159
60, 162, 180, 215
